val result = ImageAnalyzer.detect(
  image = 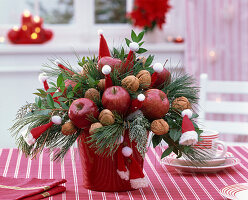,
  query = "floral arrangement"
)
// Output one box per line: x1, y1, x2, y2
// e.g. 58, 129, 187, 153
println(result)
11, 30, 203, 190
127, 0, 171, 32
